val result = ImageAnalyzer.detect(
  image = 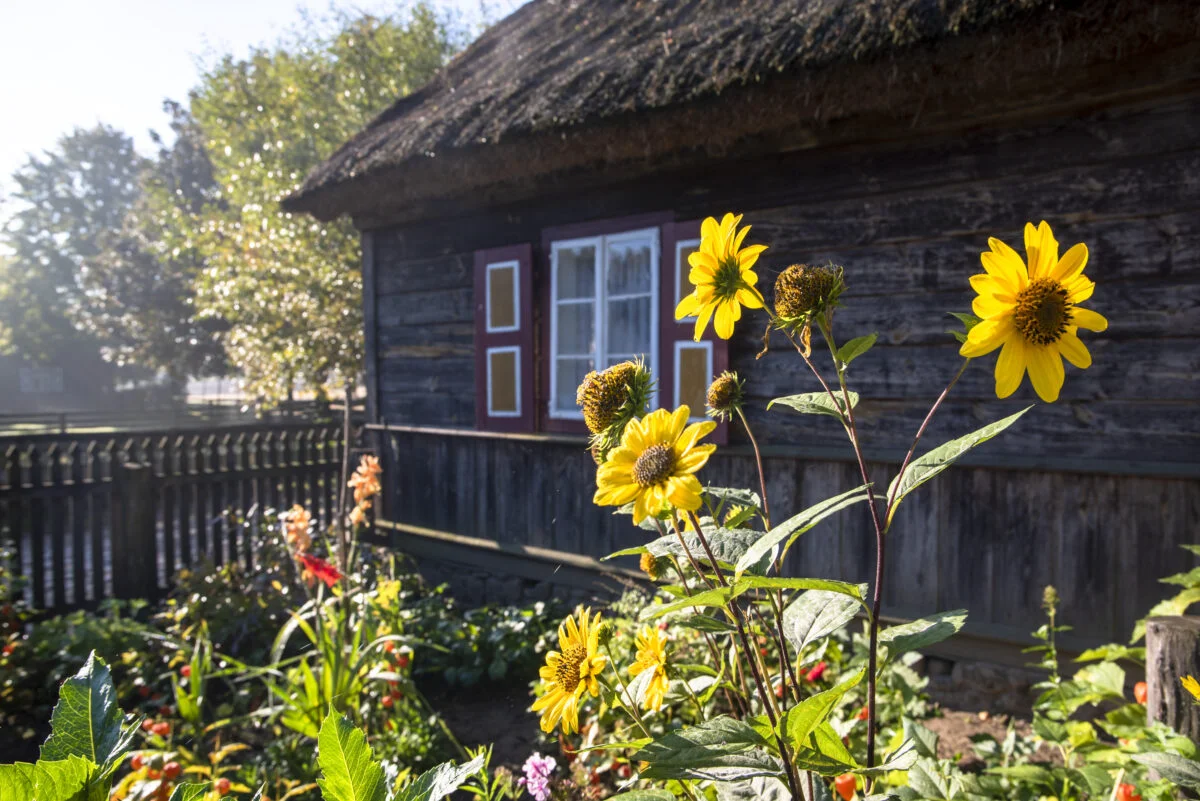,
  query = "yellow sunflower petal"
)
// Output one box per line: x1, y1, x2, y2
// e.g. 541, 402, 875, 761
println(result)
693, 299, 716, 342
666, 475, 704, 510
632, 491, 657, 525
737, 244, 767, 270
1051, 242, 1088, 284
675, 443, 716, 474
1057, 331, 1092, 369
960, 318, 1010, 358
676, 419, 717, 453
1027, 345, 1065, 403
700, 217, 719, 242
994, 335, 1027, 398
1066, 276, 1094, 304
675, 292, 703, 320
737, 287, 763, 308
688, 251, 718, 276
1025, 221, 1059, 280
594, 481, 639, 507
980, 244, 1026, 292
972, 292, 1015, 320
714, 300, 737, 339
733, 224, 751, 251
1072, 308, 1108, 332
